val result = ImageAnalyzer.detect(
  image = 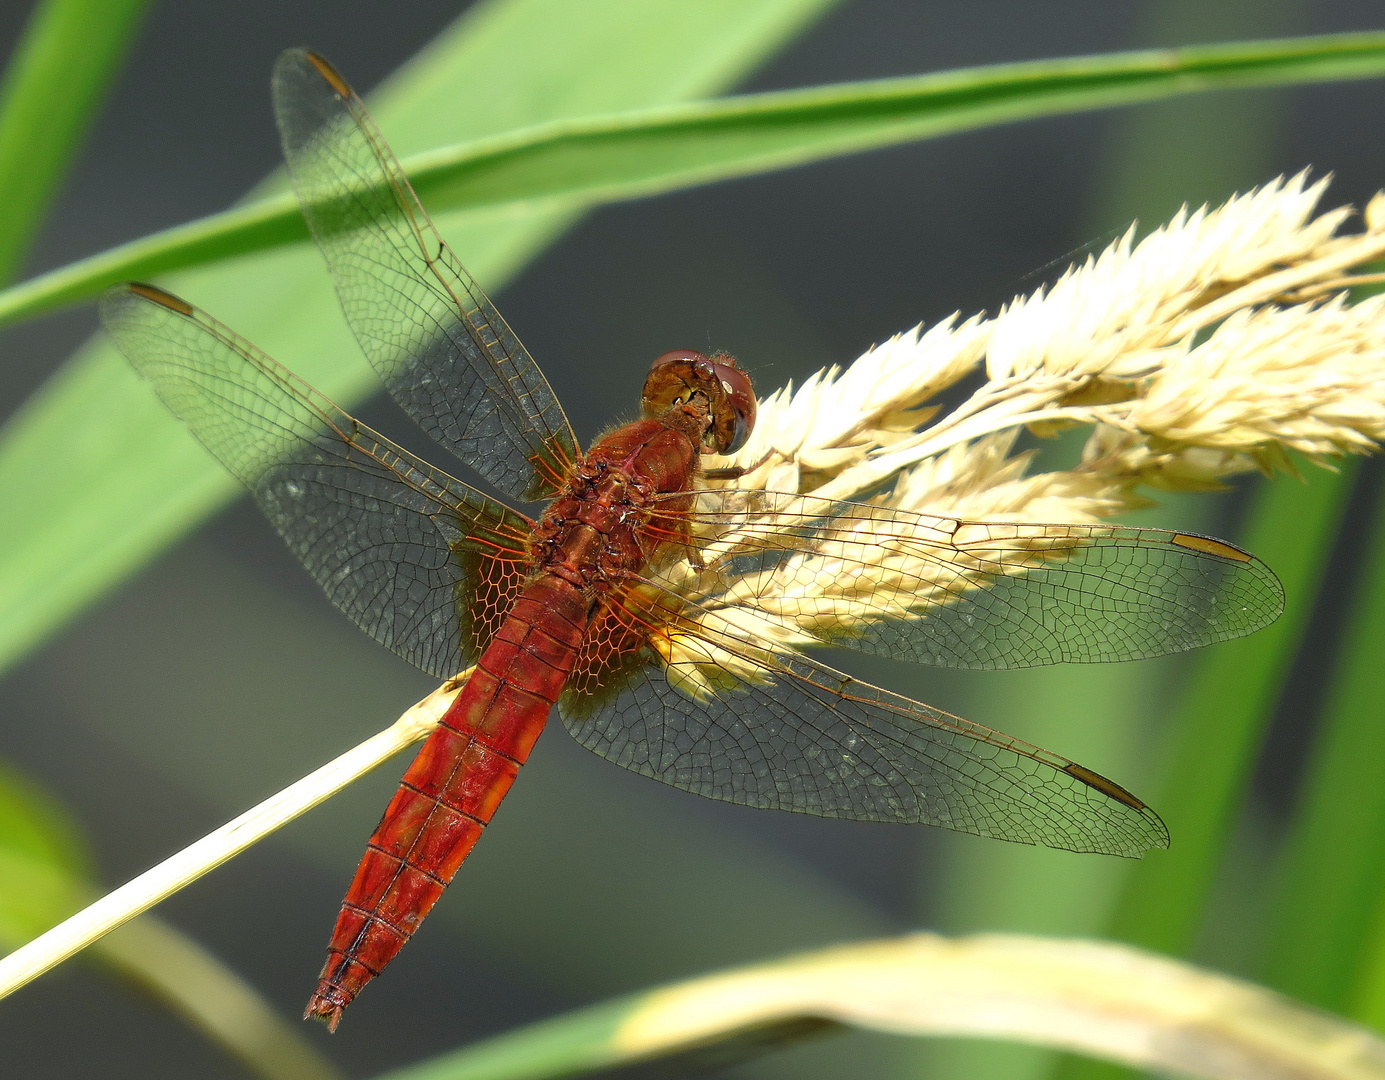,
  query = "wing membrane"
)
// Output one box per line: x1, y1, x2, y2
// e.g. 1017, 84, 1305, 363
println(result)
271, 48, 578, 502
649, 490, 1283, 669
101, 283, 532, 680
560, 612, 1166, 856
